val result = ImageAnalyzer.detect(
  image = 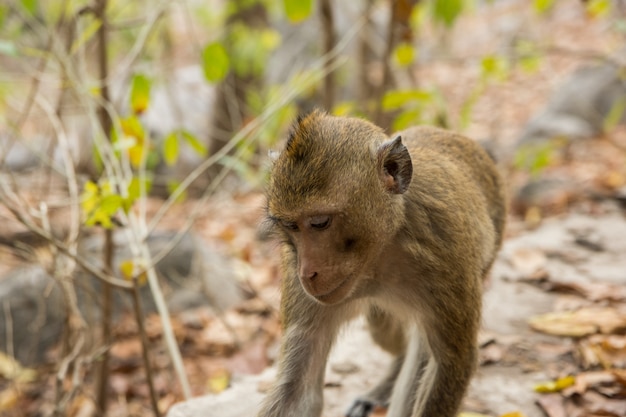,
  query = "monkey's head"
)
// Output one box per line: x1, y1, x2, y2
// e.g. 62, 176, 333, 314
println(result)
266, 110, 413, 305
